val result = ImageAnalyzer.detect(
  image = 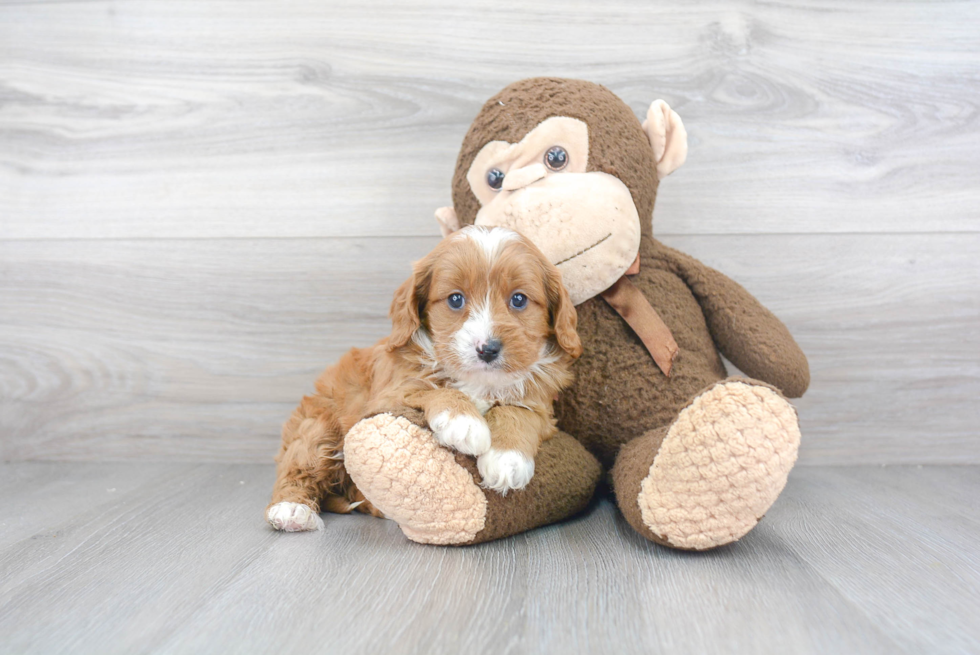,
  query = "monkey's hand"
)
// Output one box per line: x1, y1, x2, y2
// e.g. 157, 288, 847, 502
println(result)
654, 240, 810, 398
